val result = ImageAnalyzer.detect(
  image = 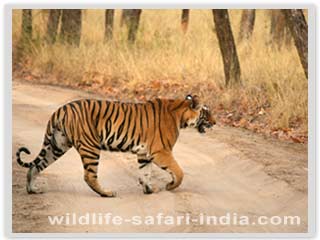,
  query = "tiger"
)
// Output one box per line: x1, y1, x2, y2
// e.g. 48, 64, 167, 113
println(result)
16, 94, 215, 197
